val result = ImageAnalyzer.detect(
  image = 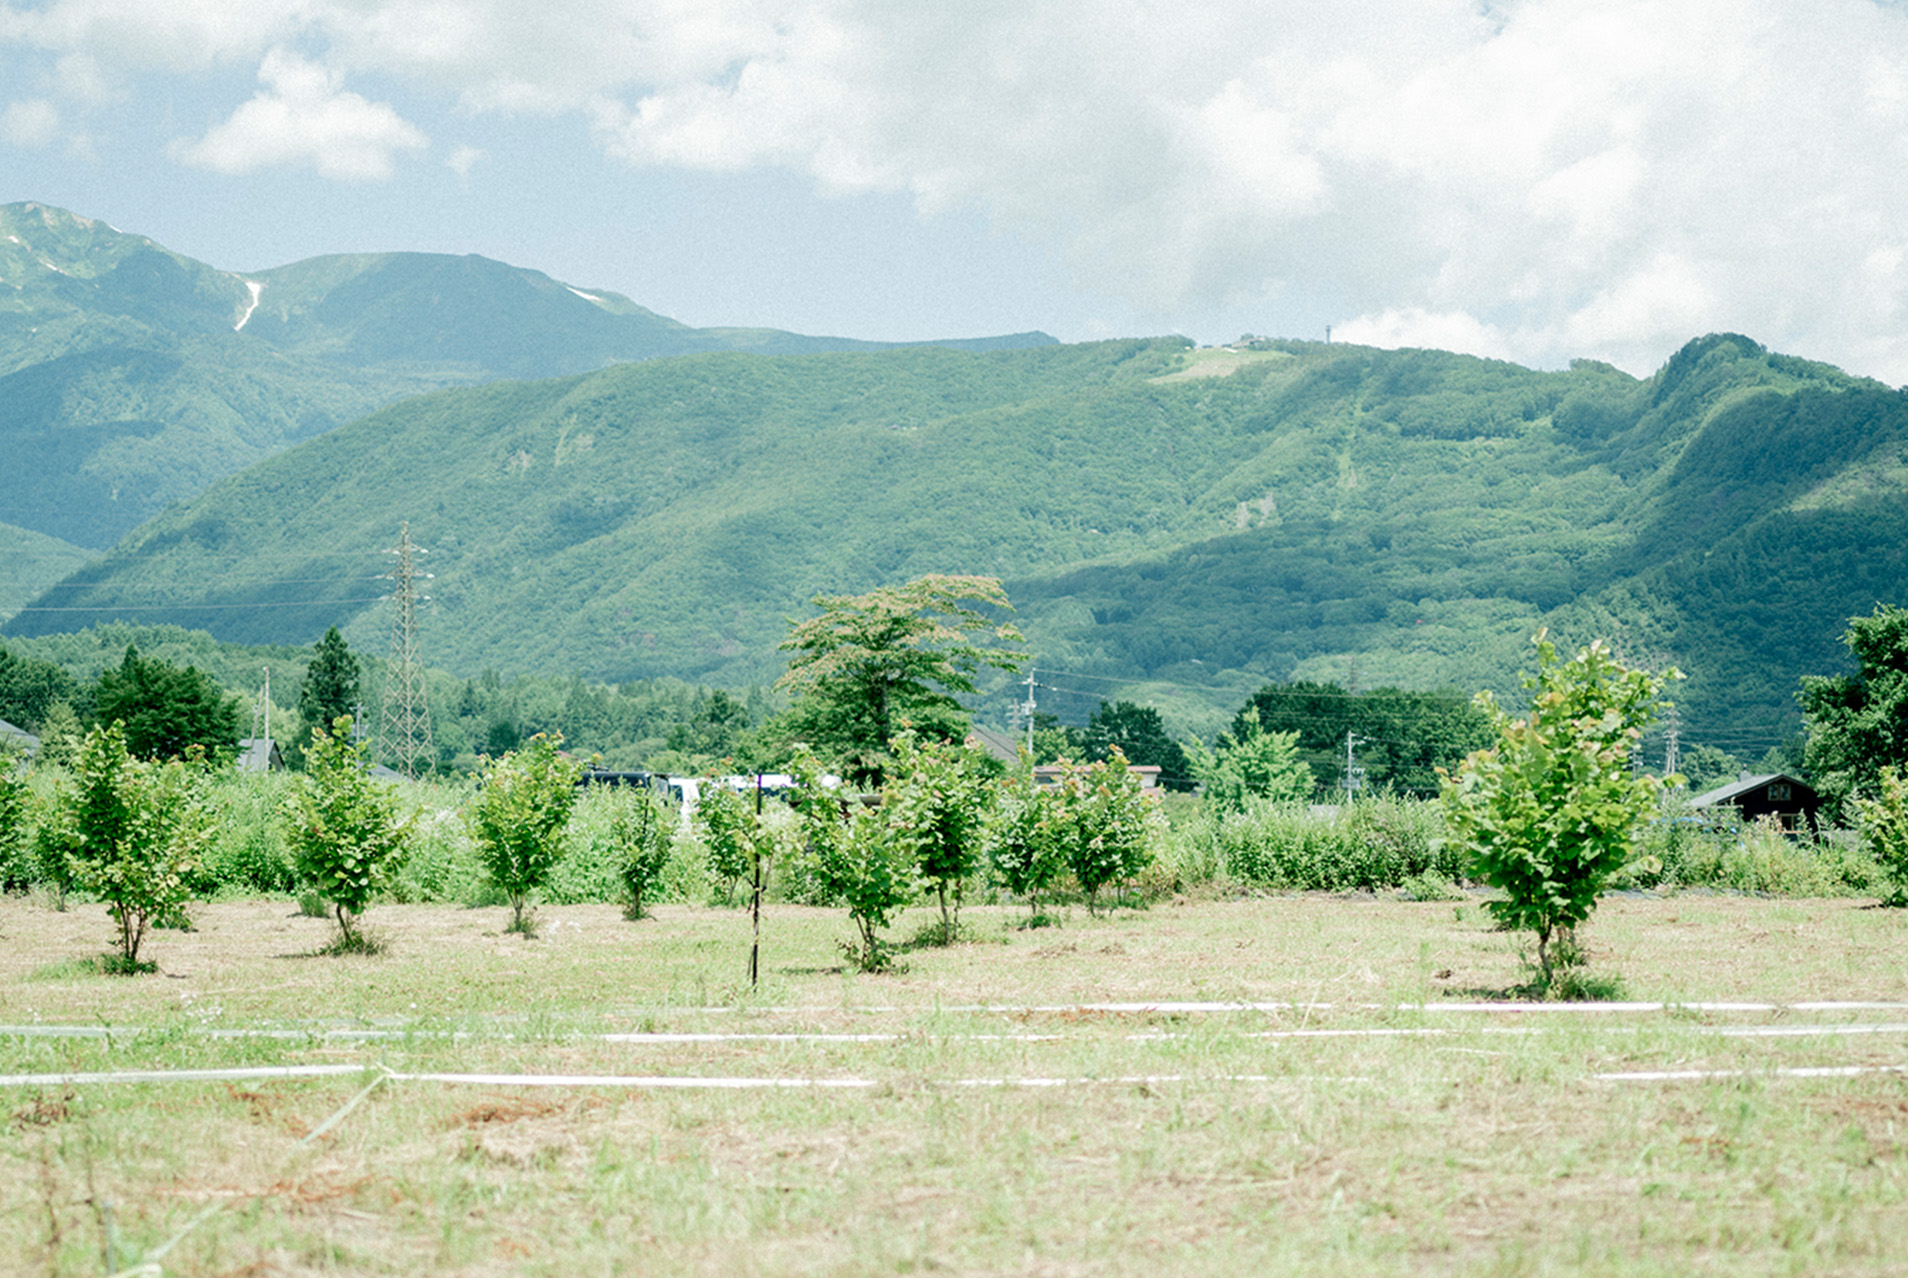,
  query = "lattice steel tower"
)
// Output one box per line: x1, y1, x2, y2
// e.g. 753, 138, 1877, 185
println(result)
377, 522, 435, 778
